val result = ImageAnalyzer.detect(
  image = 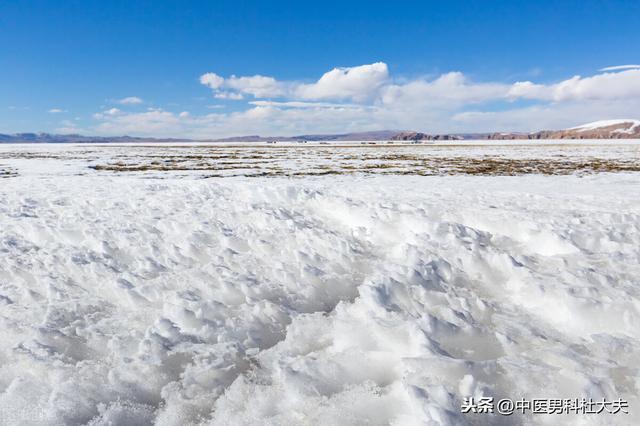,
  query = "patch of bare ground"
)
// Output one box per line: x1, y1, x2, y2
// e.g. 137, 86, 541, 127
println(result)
90, 163, 264, 172
88, 156, 640, 176
0, 167, 17, 178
